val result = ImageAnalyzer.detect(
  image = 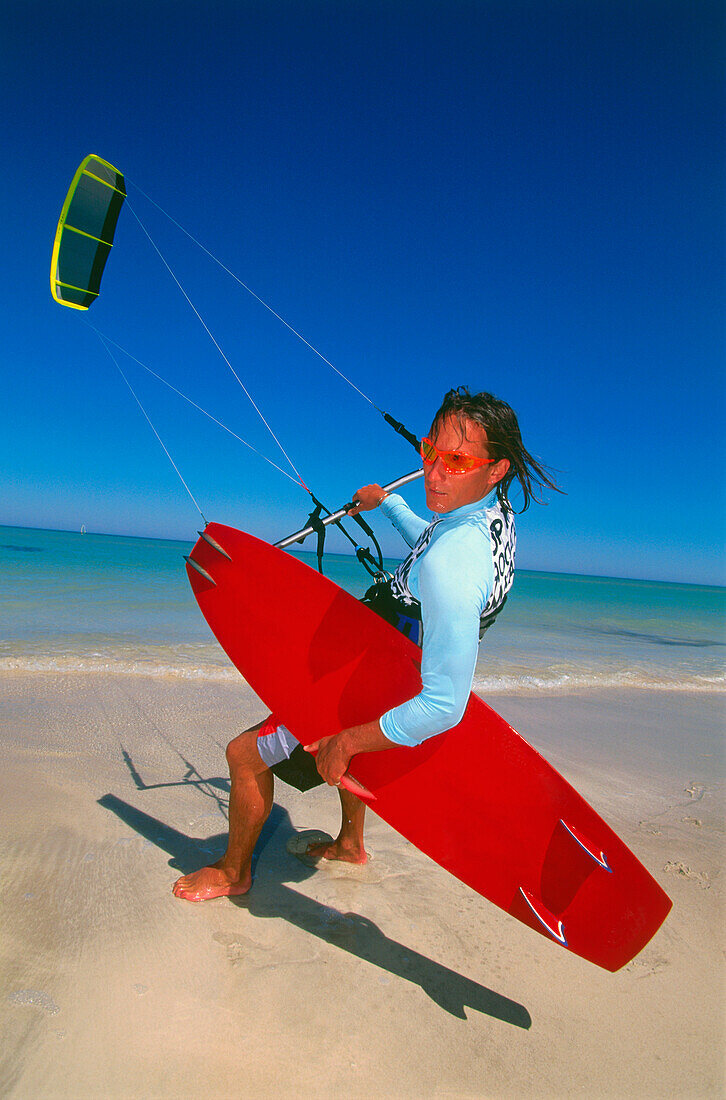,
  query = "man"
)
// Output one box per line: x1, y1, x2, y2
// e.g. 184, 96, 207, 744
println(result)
173, 387, 557, 900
